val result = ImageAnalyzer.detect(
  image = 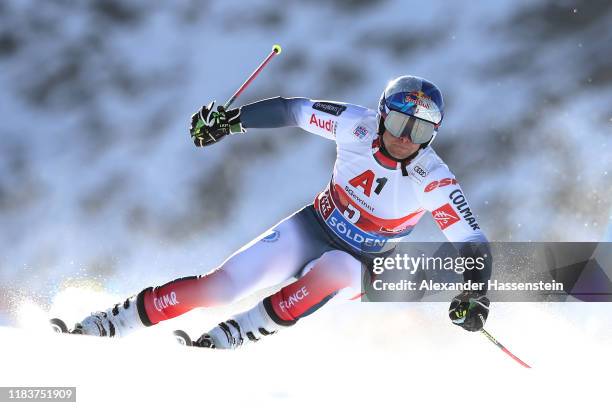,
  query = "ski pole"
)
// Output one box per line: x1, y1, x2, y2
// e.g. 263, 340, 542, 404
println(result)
223, 44, 282, 110
480, 328, 531, 368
